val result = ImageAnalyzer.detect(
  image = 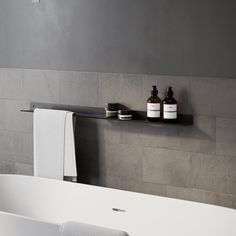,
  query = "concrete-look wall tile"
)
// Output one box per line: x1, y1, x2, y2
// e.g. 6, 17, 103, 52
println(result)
212, 78, 236, 118
143, 148, 191, 187
19, 132, 33, 165
76, 118, 120, 145
0, 161, 33, 176
166, 186, 236, 209
100, 175, 167, 197
190, 153, 236, 195
0, 130, 33, 165
23, 69, 60, 103
117, 178, 144, 193
0, 69, 24, 100
167, 186, 226, 206
142, 74, 191, 113
121, 179, 167, 197
15, 163, 33, 176
120, 116, 215, 155
190, 77, 236, 118
216, 194, 236, 209
99, 73, 143, 110
0, 100, 6, 130
178, 126, 216, 154
228, 158, 236, 195
233, 199, 236, 209
0, 68, 235, 209
99, 175, 123, 190
0, 130, 22, 161
0, 160, 16, 174
105, 143, 143, 181
194, 115, 216, 140
177, 115, 216, 154
0, 151, 15, 164
59, 71, 99, 106
189, 77, 221, 116
5, 100, 33, 132
120, 122, 181, 150
216, 118, 236, 157
97, 120, 121, 145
